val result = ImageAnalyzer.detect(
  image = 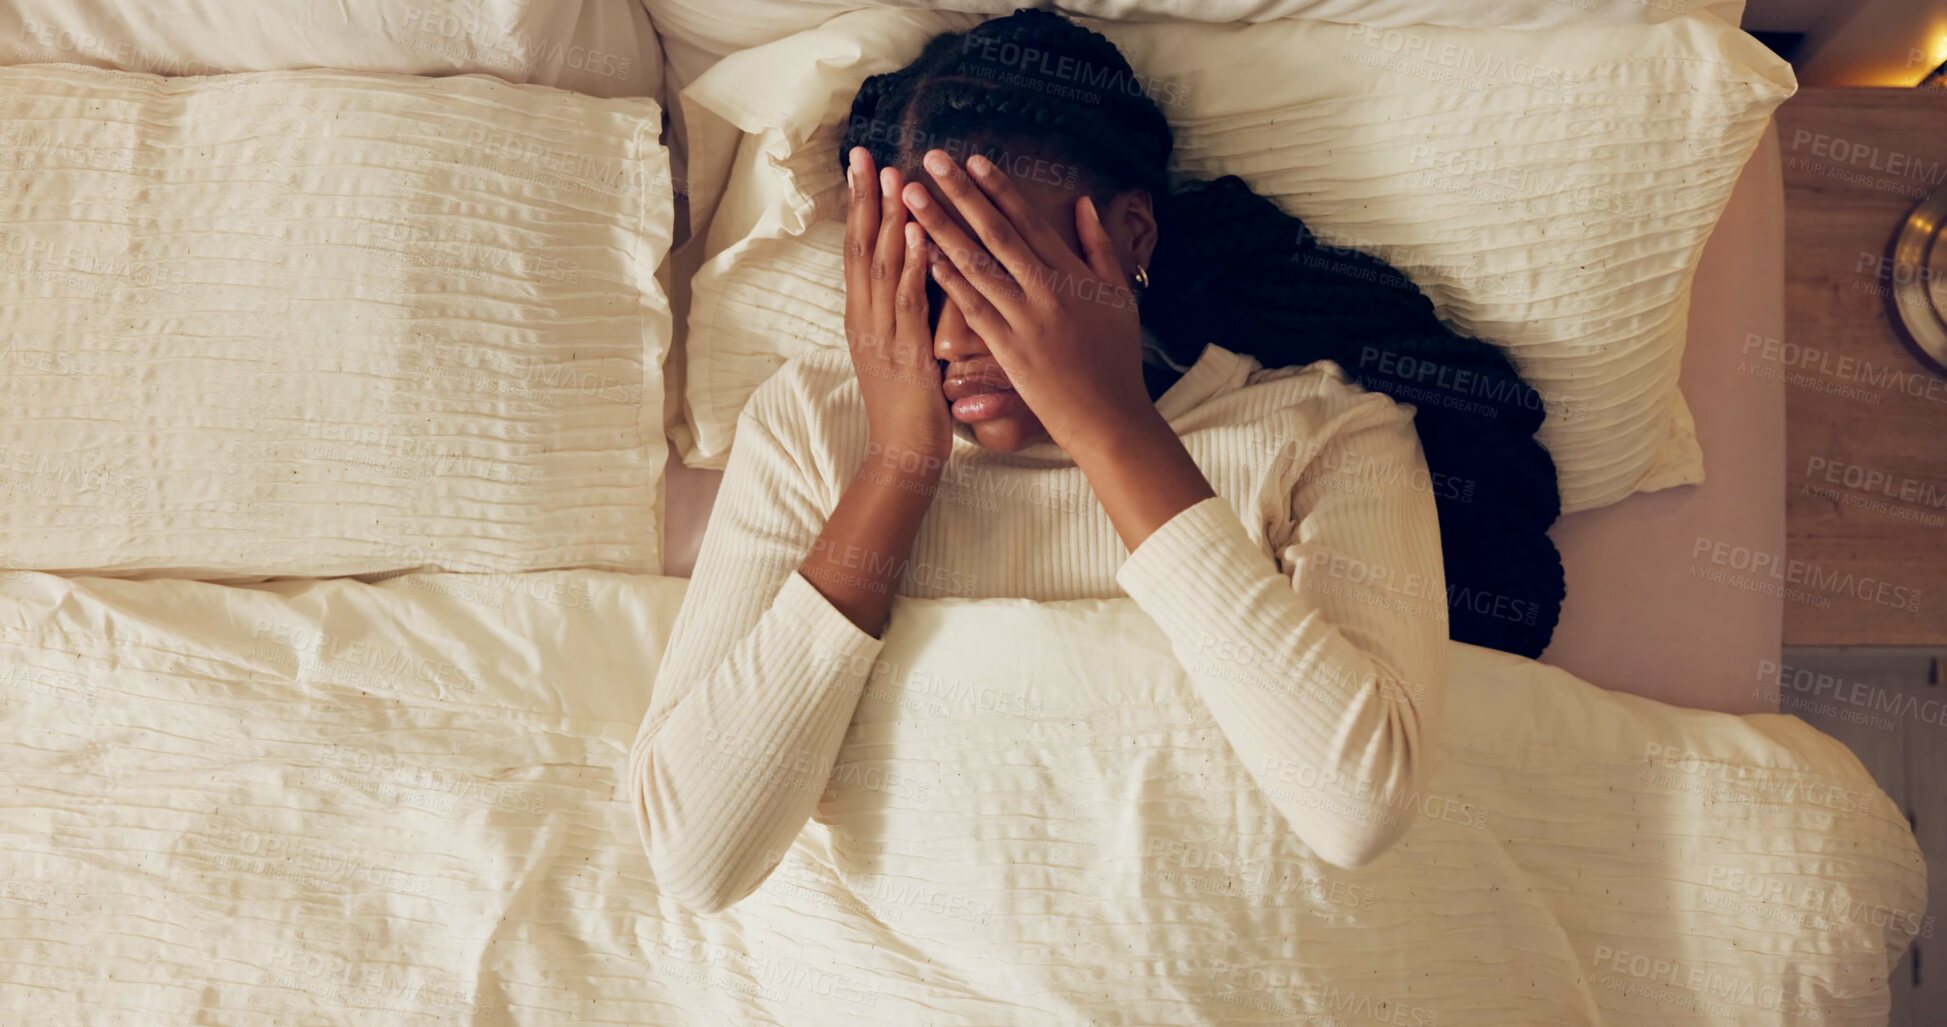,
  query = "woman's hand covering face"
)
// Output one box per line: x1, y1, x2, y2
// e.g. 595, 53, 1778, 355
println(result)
843, 147, 952, 465
902, 149, 1150, 461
